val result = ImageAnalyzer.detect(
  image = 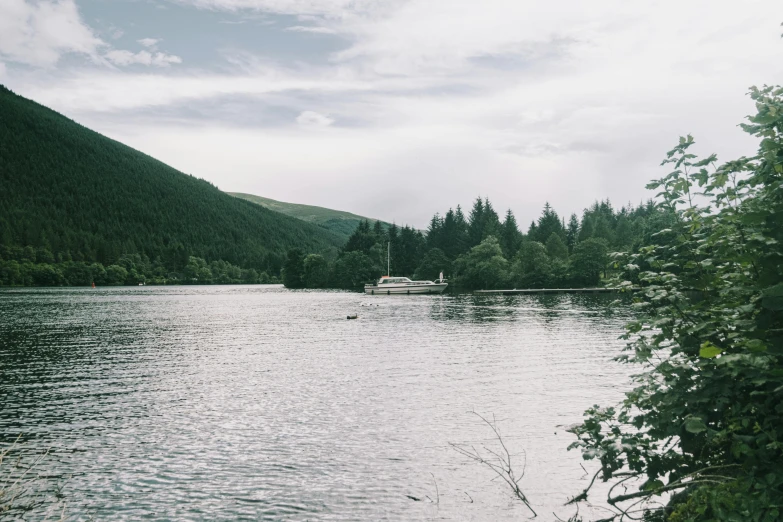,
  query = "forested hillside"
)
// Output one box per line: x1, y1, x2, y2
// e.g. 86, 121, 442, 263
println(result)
0, 85, 344, 286
230, 192, 389, 241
